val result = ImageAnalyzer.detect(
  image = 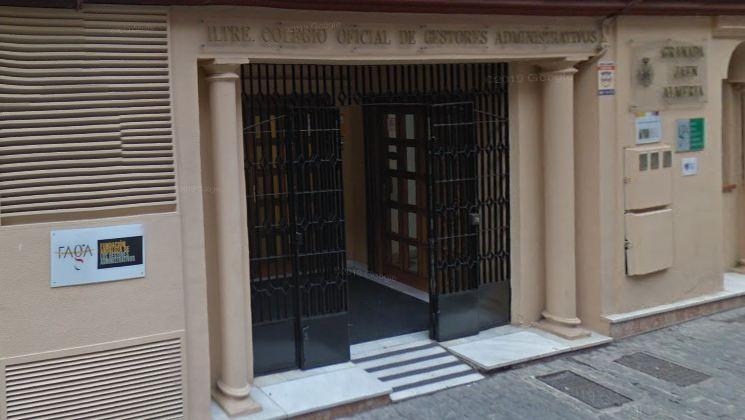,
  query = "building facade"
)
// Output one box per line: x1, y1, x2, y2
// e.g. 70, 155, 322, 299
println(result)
2, 1, 745, 418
